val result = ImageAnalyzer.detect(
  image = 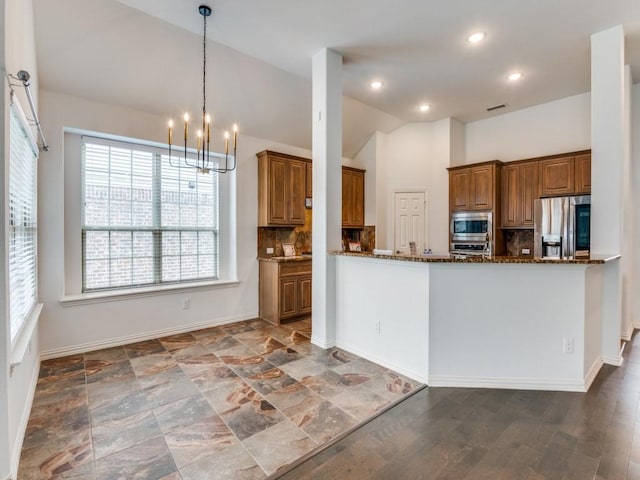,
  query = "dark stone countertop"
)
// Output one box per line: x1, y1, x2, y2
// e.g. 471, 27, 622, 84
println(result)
330, 251, 620, 265
258, 255, 312, 263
